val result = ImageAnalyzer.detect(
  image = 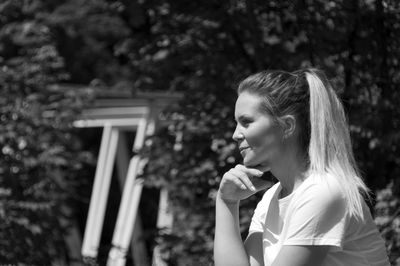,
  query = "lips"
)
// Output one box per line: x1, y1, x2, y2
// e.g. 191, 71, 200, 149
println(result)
239, 147, 250, 152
